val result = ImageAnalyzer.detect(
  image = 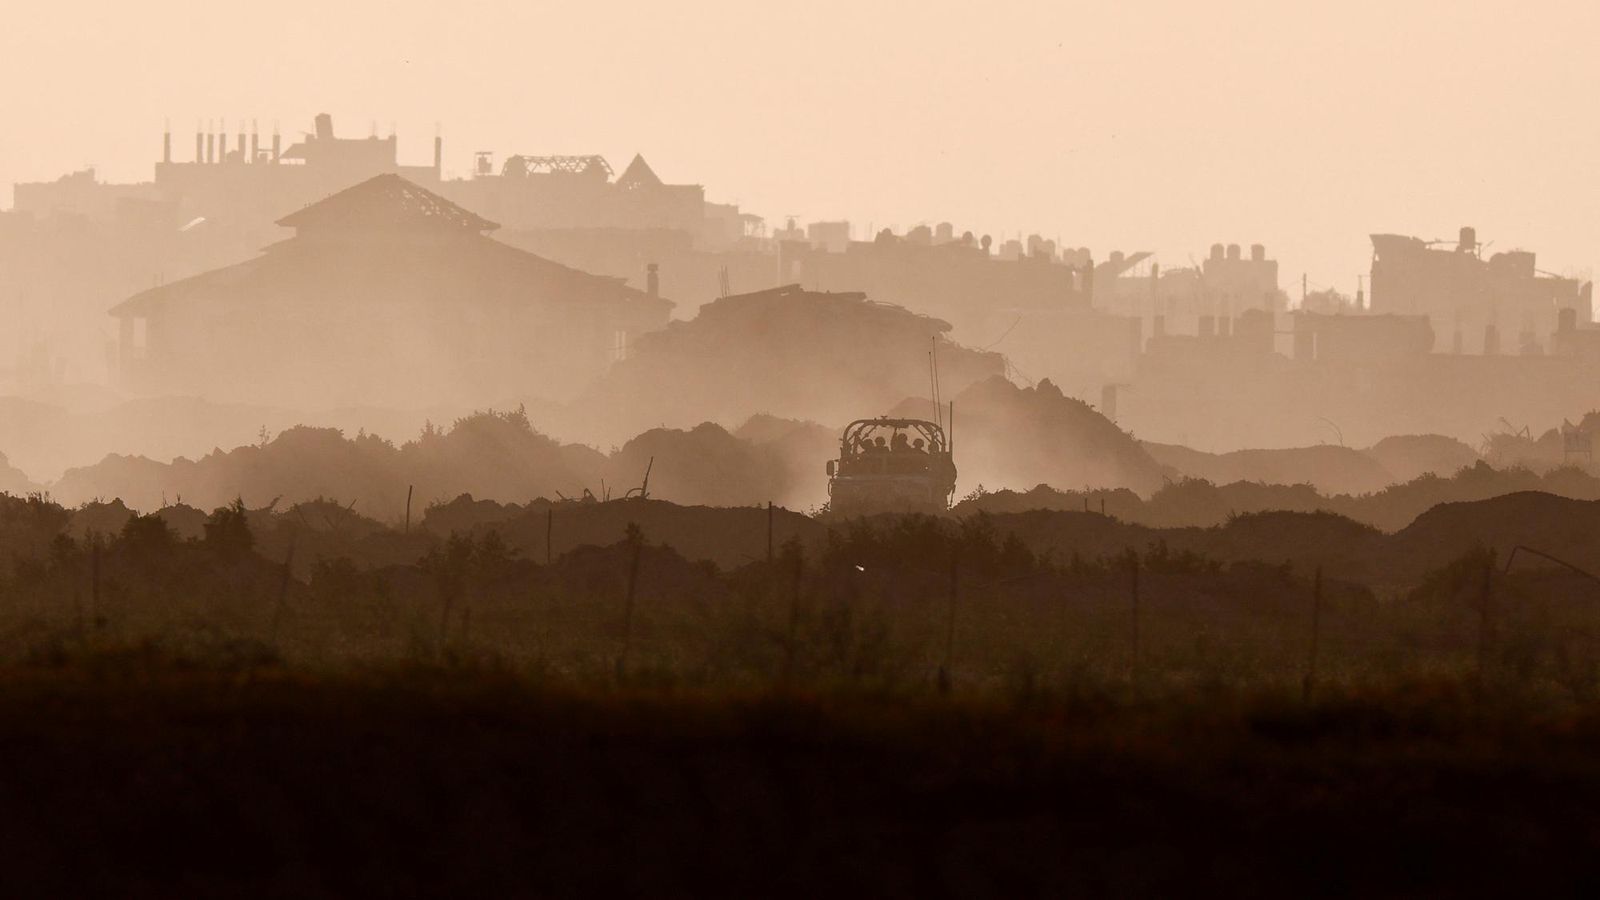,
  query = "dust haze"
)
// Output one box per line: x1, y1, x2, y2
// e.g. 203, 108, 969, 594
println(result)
6, 2, 1600, 509
5, 2, 1600, 895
